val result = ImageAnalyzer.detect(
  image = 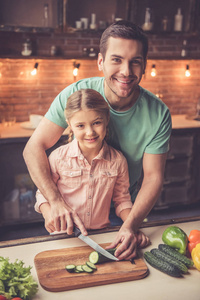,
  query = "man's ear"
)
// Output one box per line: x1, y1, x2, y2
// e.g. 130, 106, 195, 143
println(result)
143, 60, 147, 74
97, 53, 103, 71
